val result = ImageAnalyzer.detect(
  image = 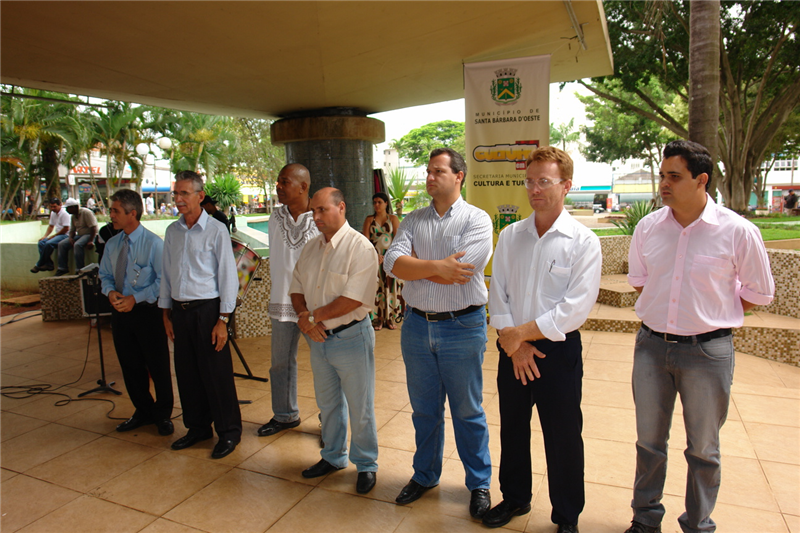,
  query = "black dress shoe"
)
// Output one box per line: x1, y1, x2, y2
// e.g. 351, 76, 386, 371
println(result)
55, 269, 69, 276
302, 458, 343, 478
469, 488, 491, 519
156, 419, 174, 436
116, 416, 151, 432
482, 500, 532, 528
395, 479, 437, 504
557, 524, 579, 533
356, 471, 377, 494
257, 417, 300, 436
171, 430, 213, 450
211, 439, 239, 459
624, 521, 661, 533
